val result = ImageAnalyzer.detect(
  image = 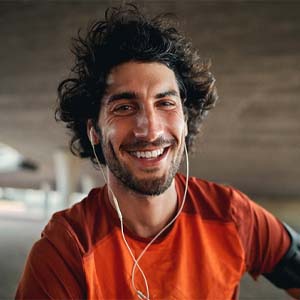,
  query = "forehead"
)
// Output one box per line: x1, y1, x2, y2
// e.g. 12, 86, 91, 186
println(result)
104, 61, 180, 96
